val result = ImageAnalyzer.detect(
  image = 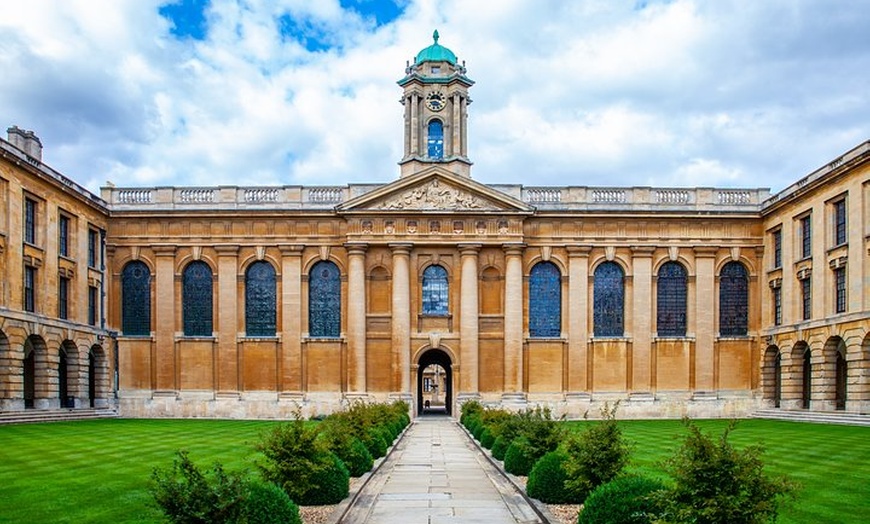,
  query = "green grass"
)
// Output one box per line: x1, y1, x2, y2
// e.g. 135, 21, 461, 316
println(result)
564, 419, 870, 524
0, 418, 866, 523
